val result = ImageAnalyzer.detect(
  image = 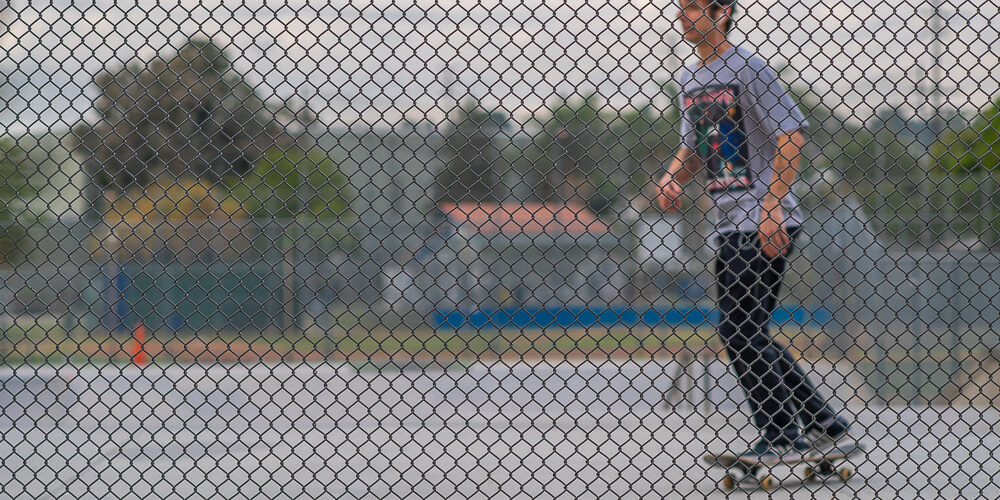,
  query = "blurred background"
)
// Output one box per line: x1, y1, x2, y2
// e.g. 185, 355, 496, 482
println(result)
3, 1, 1000, 497
2, 1, 998, 376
